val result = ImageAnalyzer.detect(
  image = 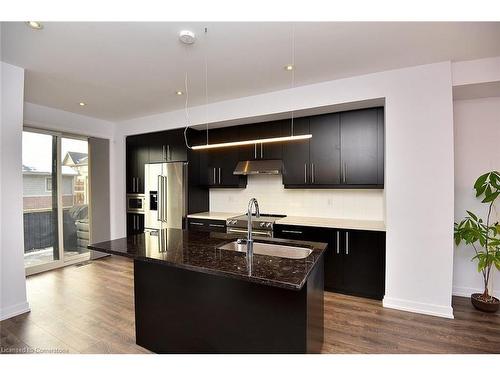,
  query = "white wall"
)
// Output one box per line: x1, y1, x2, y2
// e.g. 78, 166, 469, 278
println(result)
453, 97, 500, 298
24, 102, 114, 139
114, 61, 456, 318
210, 175, 384, 220
0, 62, 30, 320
